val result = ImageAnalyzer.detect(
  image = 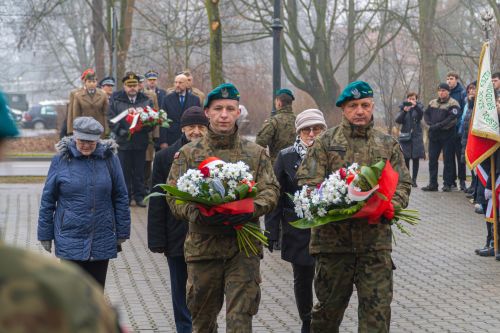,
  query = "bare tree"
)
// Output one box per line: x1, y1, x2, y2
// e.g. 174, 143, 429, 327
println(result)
205, 0, 224, 87
230, 0, 411, 125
